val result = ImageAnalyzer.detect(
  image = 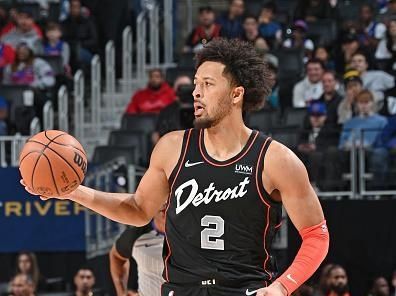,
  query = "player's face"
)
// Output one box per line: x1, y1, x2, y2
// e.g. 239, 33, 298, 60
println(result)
193, 61, 234, 129
74, 270, 95, 293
